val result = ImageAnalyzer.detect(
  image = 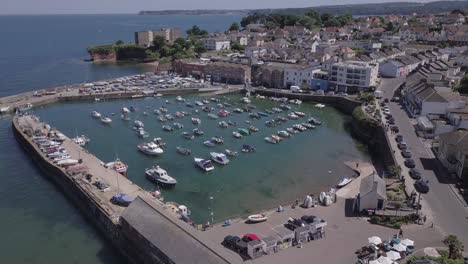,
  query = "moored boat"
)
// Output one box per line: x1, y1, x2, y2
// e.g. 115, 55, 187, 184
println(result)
192, 117, 201, 125
225, 149, 238, 157
137, 142, 164, 155
232, 131, 242, 138
105, 159, 128, 175
176, 147, 192, 155
182, 132, 195, 140
162, 125, 173, 132
194, 158, 214, 172
100, 117, 112, 124
242, 144, 256, 153
248, 214, 268, 223
210, 152, 230, 165
145, 166, 177, 186
337, 177, 353, 188
91, 111, 101, 118
238, 128, 250, 135
265, 137, 278, 144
